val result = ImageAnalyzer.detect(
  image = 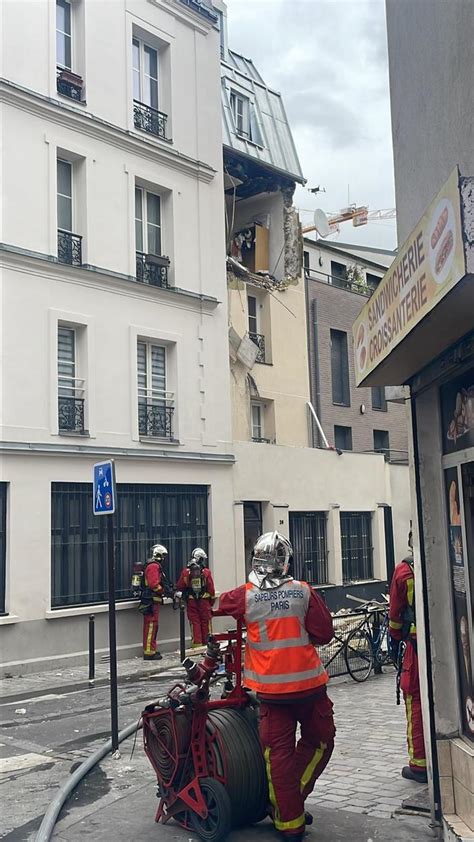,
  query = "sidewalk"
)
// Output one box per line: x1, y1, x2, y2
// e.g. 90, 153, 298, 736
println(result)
0, 648, 191, 704
51, 671, 436, 841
